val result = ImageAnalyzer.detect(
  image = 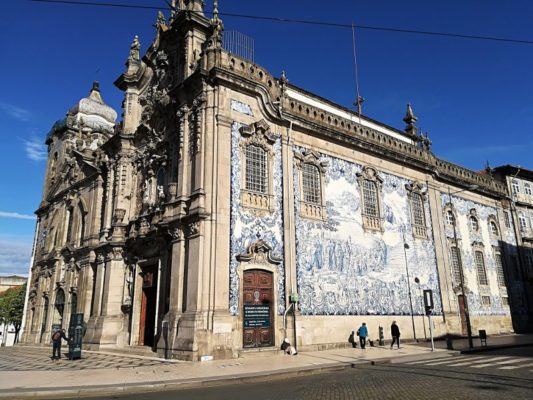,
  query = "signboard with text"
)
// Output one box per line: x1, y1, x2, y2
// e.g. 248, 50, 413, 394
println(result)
243, 305, 271, 328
